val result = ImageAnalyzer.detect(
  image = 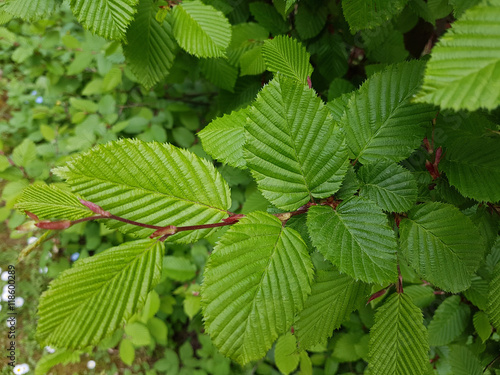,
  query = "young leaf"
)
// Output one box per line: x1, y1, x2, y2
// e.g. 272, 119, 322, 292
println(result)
54, 139, 231, 242
440, 137, 500, 203
262, 35, 313, 84
400, 202, 485, 292
415, 1, 500, 111
274, 333, 300, 375
295, 265, 371, 350
123, 0, 177, 89
36, 239, 164, 348
172, 0, 232, 58
488, 263, 500, 332
340, 60, 435, 163
427, 295, 470, 346
307, 198, 398, 284
449, 345, 482, 375
198, 107, 247, 169
240, 45, 266, 76
369, 293, 429, 375
358, 160, 418, 212
342, 0, 408, 33
201, 212, 314, 364
3, 0, 57, 21
69, 0, 138, 40
15, 184, 93, 220
245, 75, 349, 211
